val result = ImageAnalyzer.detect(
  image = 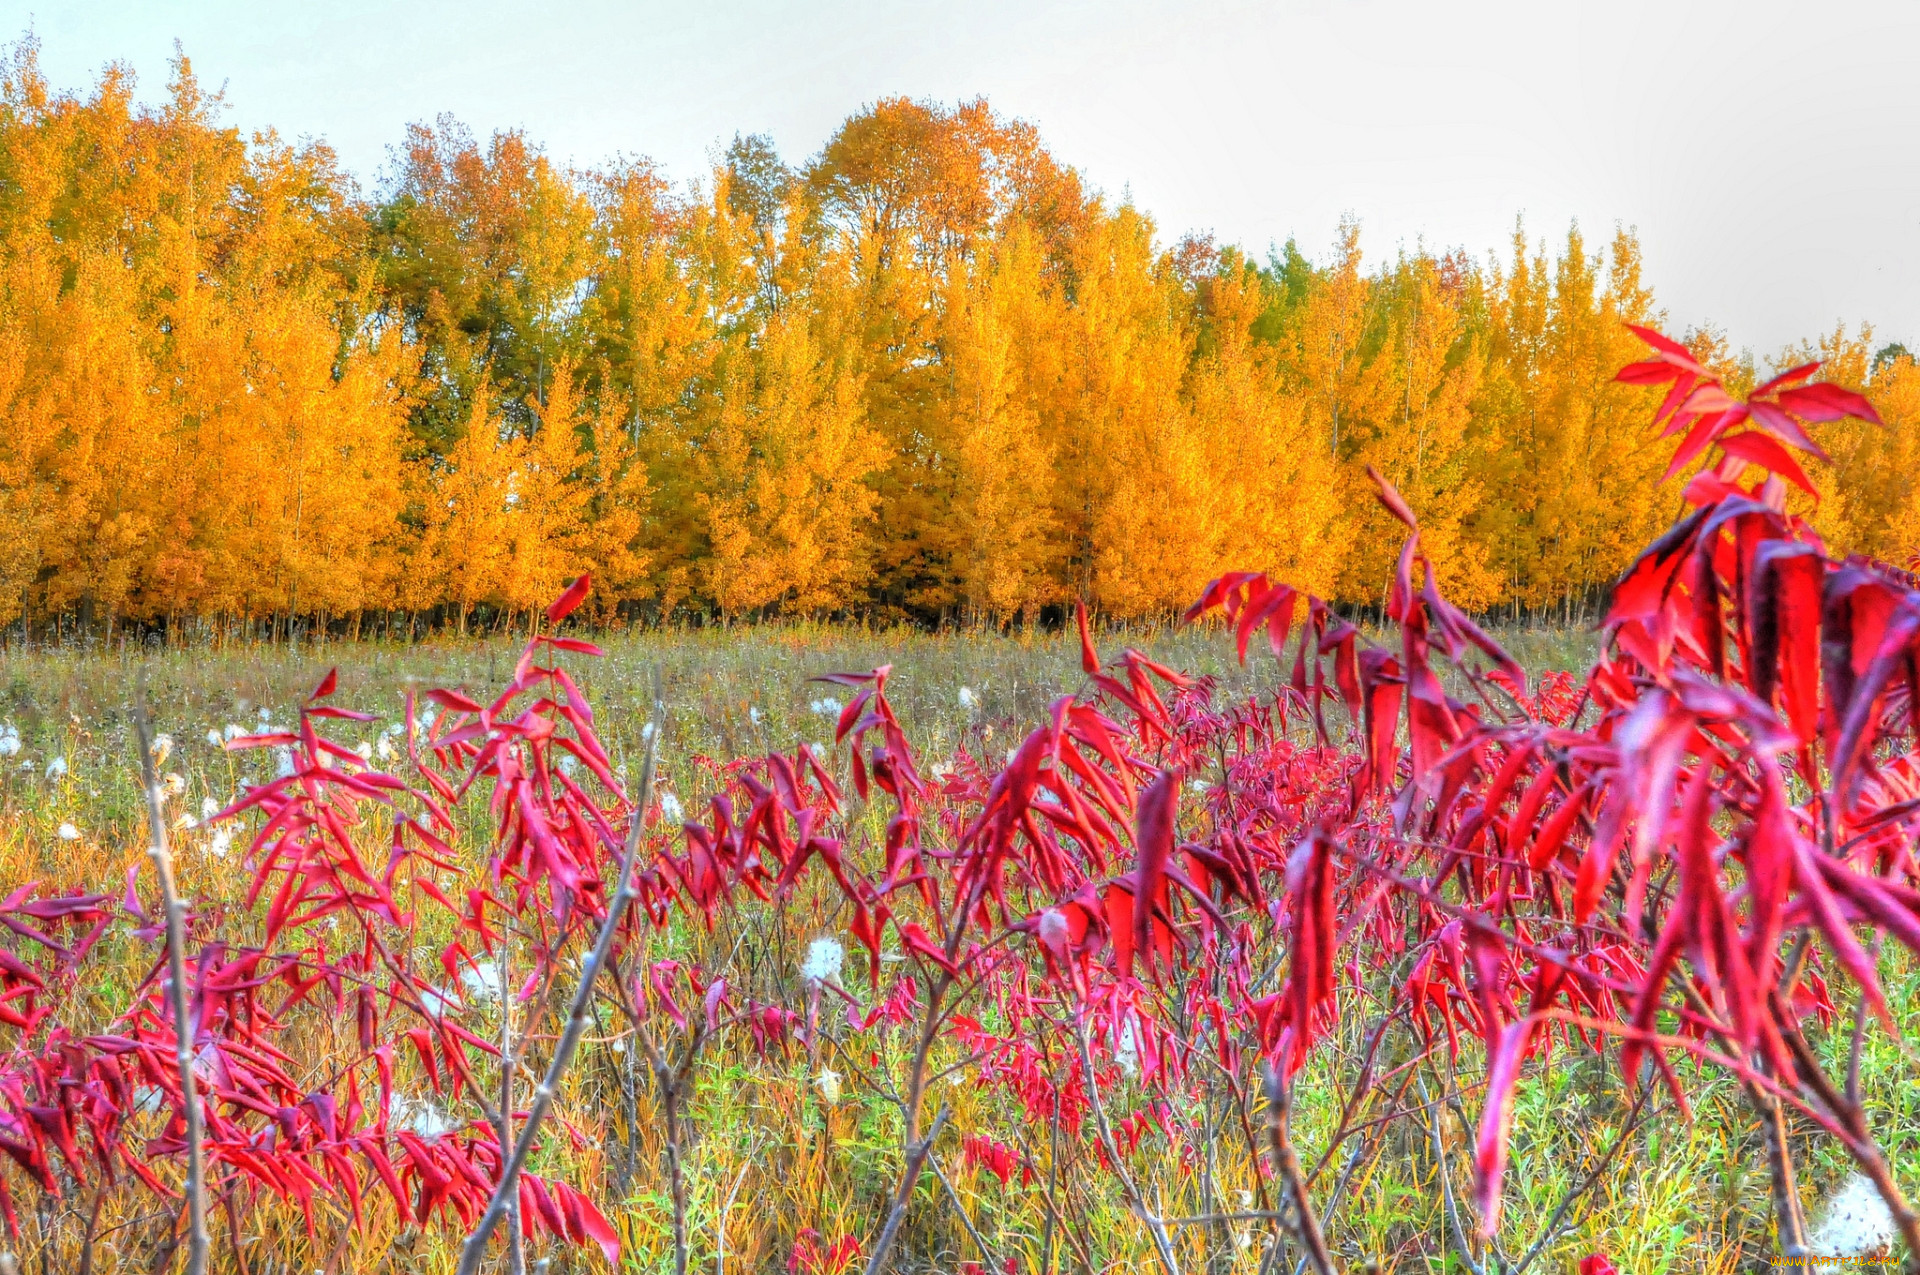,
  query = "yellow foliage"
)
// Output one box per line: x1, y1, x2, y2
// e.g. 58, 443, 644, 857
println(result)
1, 47, 1910, 634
